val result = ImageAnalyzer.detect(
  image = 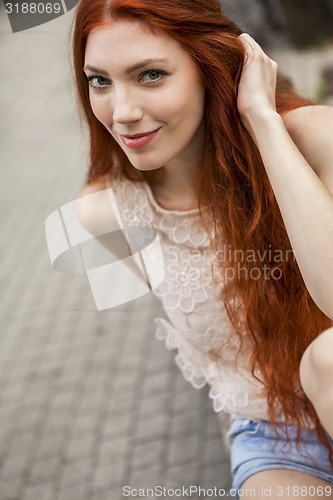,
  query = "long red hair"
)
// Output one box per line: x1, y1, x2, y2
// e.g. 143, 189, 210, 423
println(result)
72, 0, 333, 457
